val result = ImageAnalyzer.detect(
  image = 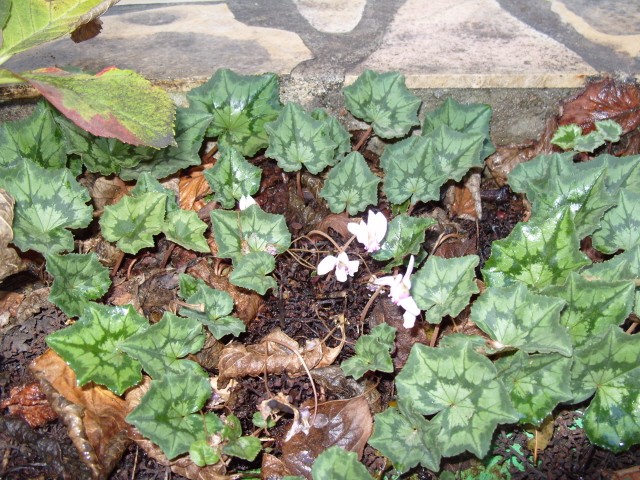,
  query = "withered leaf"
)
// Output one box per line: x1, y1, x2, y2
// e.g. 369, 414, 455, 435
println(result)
0, 382, 58, 428
30, 349, 130, 479
71, 18, 103, 43
444, 172, 482, 220
559, 78, 640, 134
179, 171, 211, 212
